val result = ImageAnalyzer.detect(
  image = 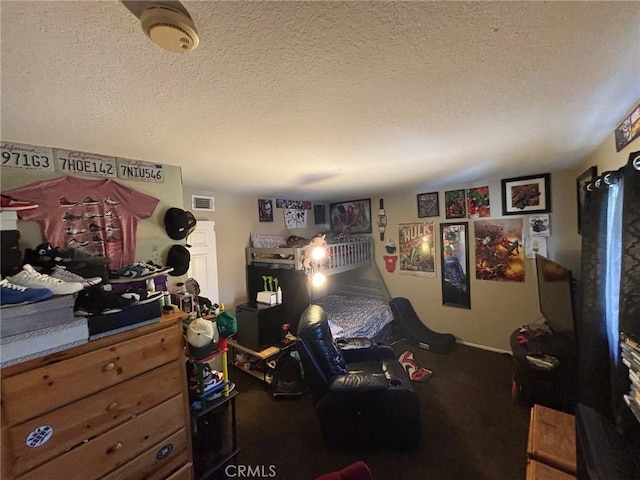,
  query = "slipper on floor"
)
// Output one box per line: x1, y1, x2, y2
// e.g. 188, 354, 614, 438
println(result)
399, 350, 435, 383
